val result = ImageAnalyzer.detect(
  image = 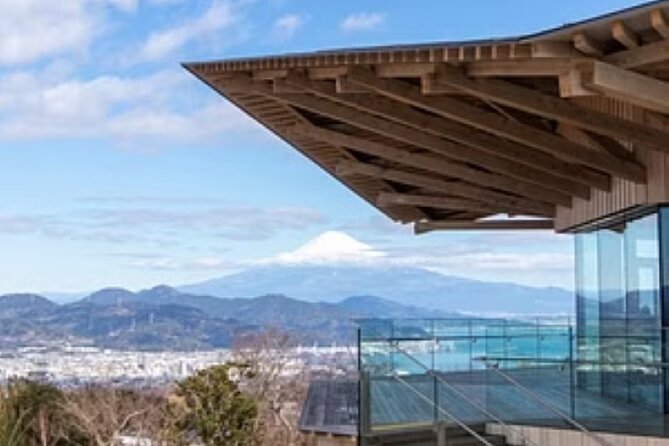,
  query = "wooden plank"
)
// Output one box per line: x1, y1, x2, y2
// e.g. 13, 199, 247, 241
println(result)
604, 38, 669, 68
336, 160, 556, 217
346, 66, 646, 183
275, 86, 589, 199
573, 32, 605, 57
415, 219, 554, 233
282, 72, 606, 191
651, 9, 669, 39
581, 61, 669, 114
377, 192, 503, 214
611, 21, 639, 49
432, 65, 669, 155
286, 124, 572, 207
